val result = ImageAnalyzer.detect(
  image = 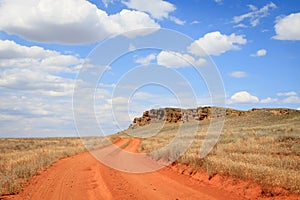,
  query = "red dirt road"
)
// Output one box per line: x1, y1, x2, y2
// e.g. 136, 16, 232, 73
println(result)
5, 138, 245, 200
